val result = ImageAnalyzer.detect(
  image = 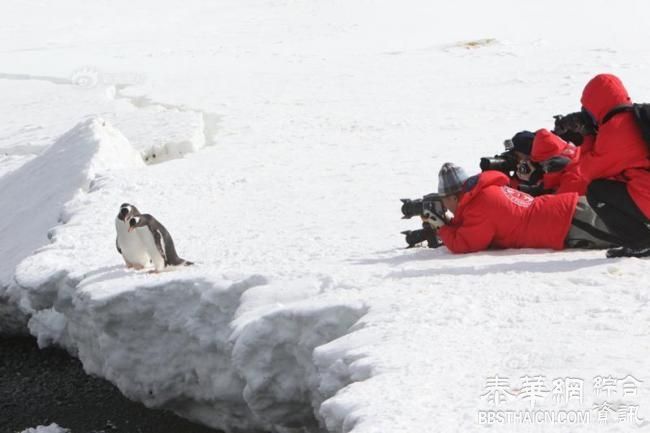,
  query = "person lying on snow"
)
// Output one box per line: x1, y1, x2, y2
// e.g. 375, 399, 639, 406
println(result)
508, 130, 580, 196
555, 74, 650, 258
421, 162, 620, 254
